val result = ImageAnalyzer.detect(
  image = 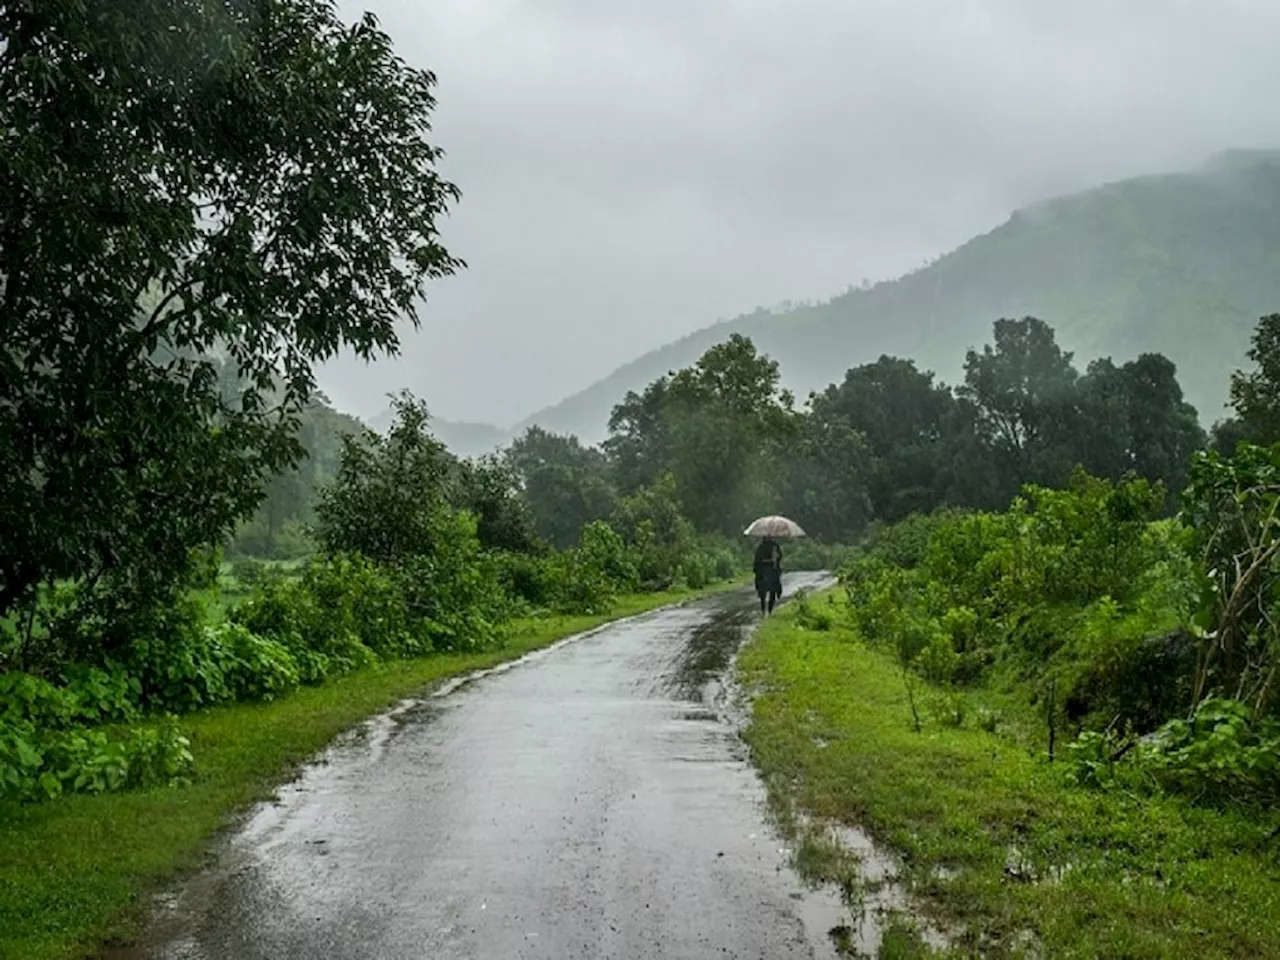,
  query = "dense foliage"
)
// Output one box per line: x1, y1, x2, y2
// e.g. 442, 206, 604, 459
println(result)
2, 0, 1275, 830
0, 392, 739, 801
587, 316, 1202, 544
838, 445, 1280, 807
1, 0, 461, 647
